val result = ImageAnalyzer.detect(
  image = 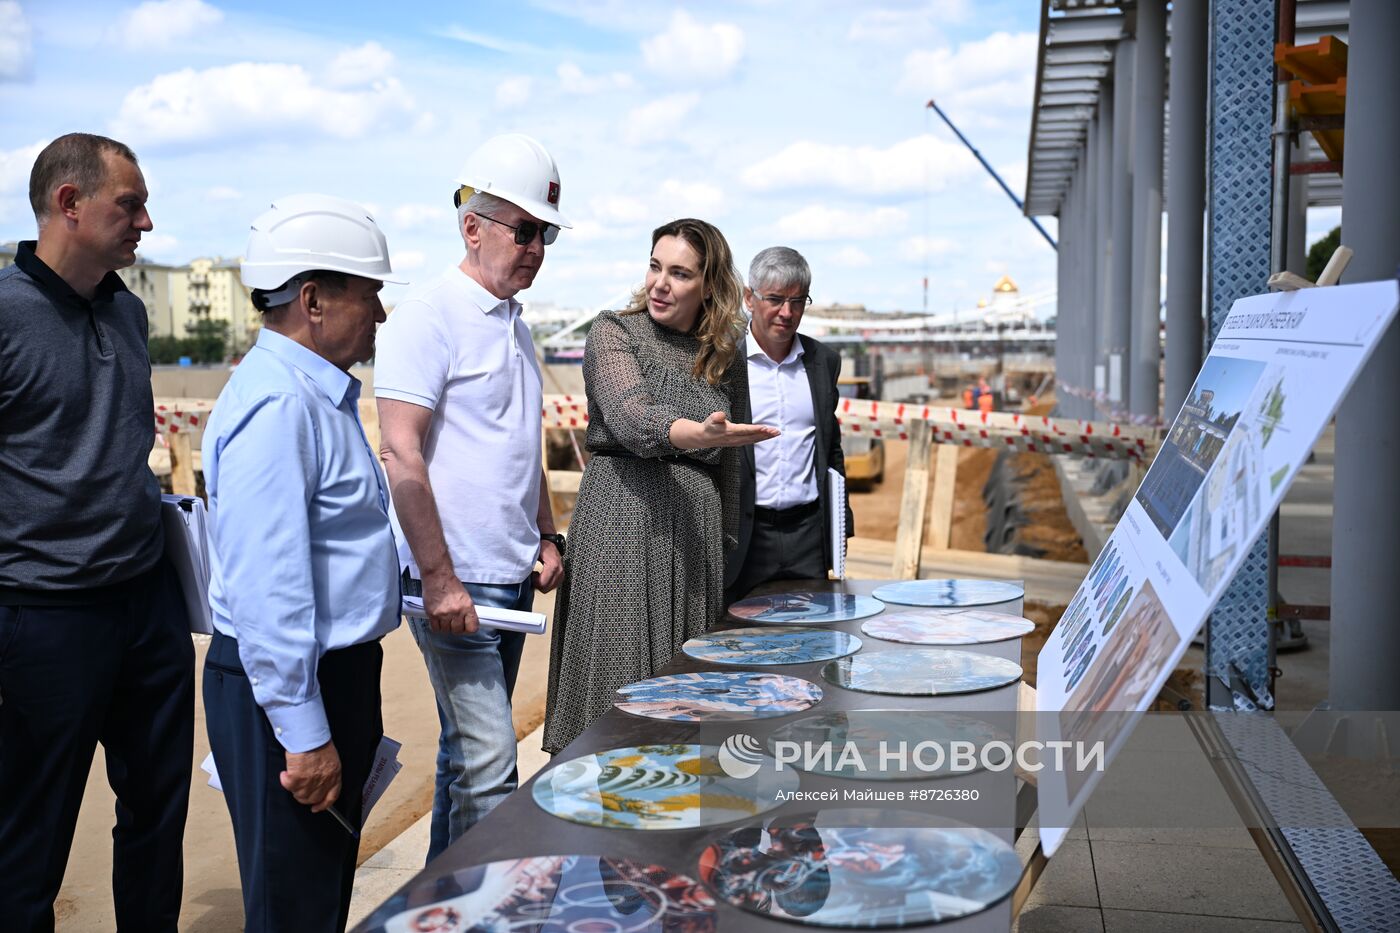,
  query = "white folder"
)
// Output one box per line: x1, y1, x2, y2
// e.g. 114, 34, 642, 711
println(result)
161, 494, 214, 635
